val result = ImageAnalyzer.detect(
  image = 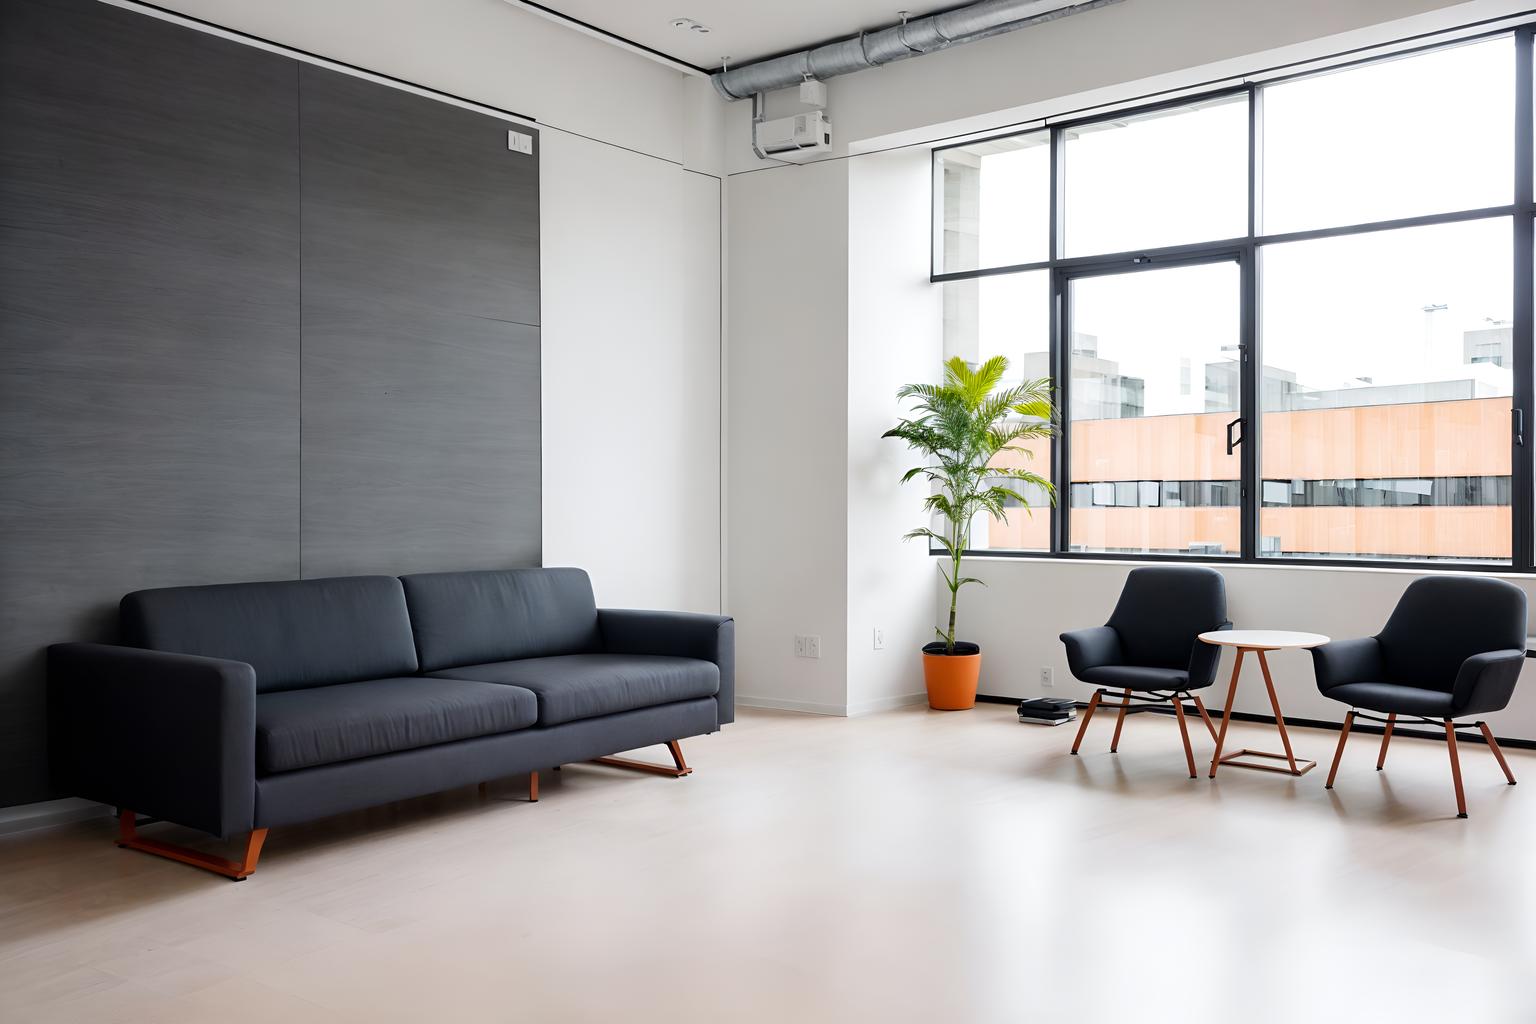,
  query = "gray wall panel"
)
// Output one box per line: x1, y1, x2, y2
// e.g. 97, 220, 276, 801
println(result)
0, 0, 303, 805
0, 6, 544, 808
299, 64, 541, 578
